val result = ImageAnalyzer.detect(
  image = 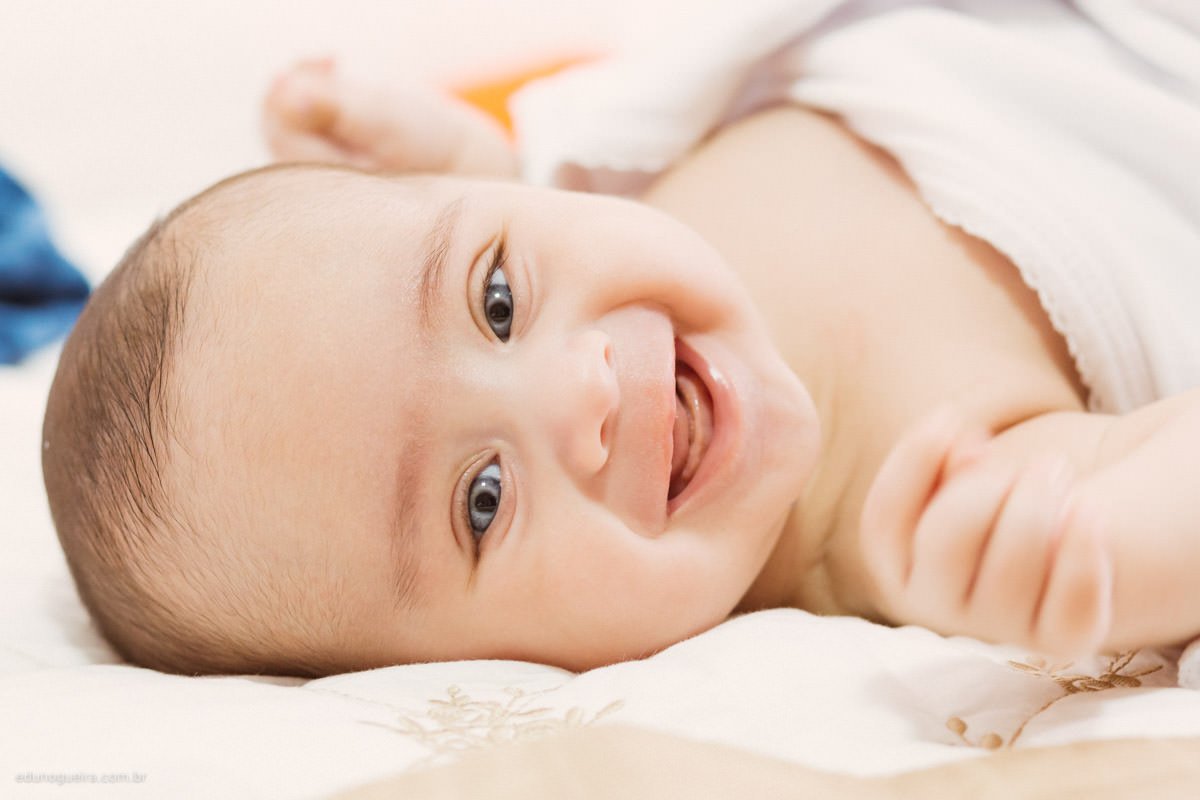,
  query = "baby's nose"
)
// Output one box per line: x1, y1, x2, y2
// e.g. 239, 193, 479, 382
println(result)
542, 329, 618, 477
